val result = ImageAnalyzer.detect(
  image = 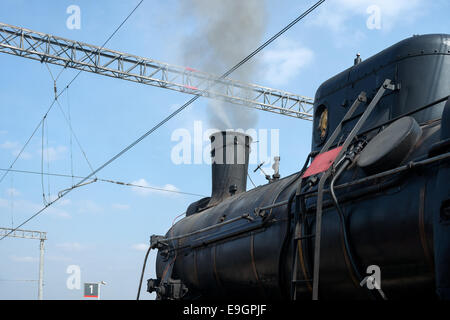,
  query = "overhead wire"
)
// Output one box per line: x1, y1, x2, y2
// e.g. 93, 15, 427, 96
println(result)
43, 44, 97, 183
54, 98, 97, 179
46, 119, 51, 201
40, 116, 47, 205
58, 0, 327, 191
0, 0, 145, 188
10, 173, 14, 228
247, 173, 257, 189
66, 88, 74, 186
44, 62, 65, 83
100, 179, 207, 198
138, 210, 186, 300
136, 0, 326, 299
0, 279, 39, 282
1, 0, 325, 241
0, 168, 208, 198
